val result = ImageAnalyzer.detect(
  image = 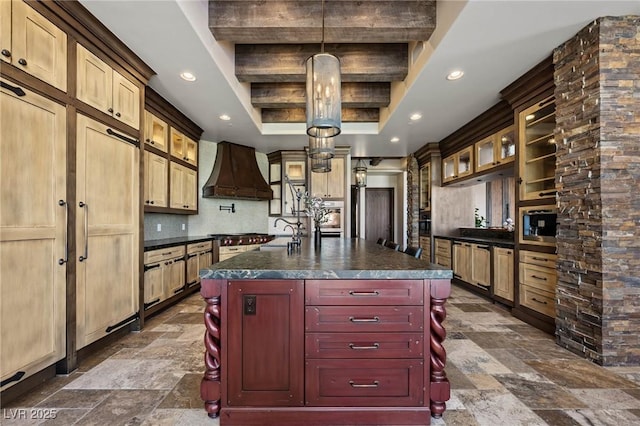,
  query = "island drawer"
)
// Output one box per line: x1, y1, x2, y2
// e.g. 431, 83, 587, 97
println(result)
305, 359, 423, 406
305, 280, 423, 306
305, 306, 424, 332
305, 333, 423, 359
